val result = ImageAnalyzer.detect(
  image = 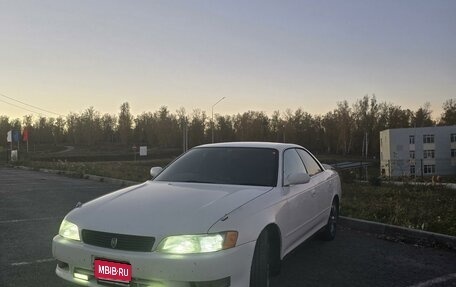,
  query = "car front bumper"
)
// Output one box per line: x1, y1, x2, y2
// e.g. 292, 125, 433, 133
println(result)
52, 235, 255, 287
